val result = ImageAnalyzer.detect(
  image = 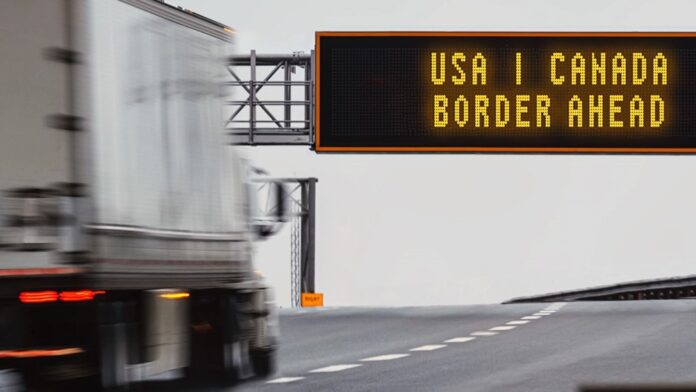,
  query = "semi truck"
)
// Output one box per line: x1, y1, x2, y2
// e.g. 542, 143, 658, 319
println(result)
0, 0, 283, 389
